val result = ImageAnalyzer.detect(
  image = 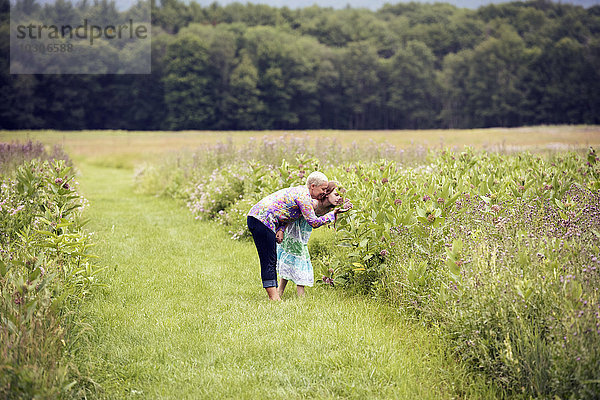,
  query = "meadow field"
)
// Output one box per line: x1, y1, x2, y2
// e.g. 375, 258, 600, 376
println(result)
1, 126, 599, 398
1, 125, 599, 167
